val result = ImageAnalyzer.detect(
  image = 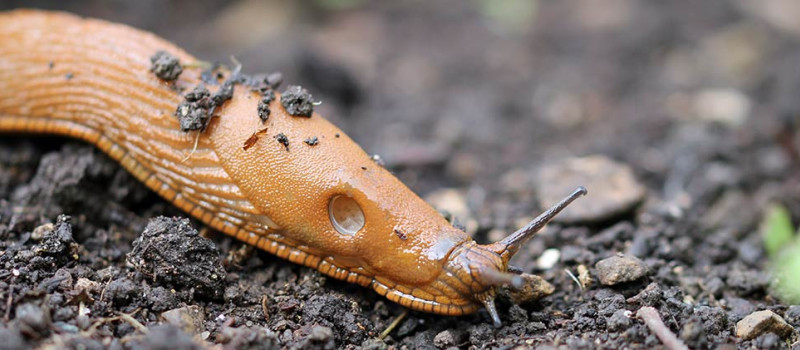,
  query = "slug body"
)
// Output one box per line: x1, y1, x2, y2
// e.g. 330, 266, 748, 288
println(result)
0, 10, 584, 325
